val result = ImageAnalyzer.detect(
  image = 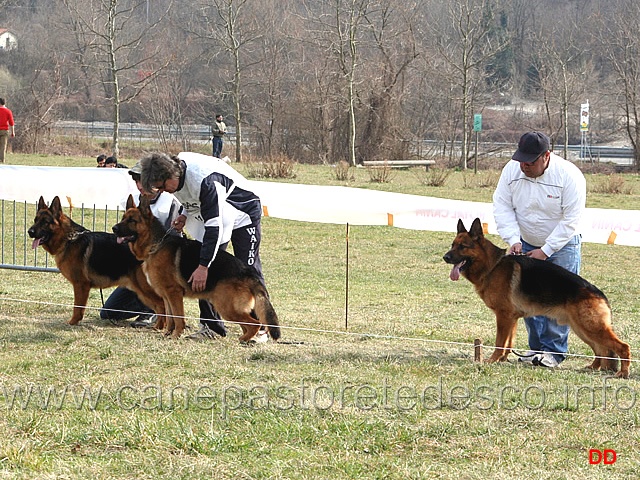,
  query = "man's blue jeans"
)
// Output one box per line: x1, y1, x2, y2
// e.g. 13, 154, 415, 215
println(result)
521, 235, 582, 364
212, 137, 223, 158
